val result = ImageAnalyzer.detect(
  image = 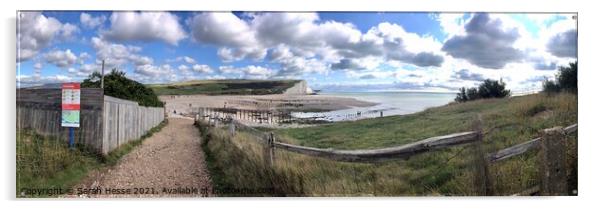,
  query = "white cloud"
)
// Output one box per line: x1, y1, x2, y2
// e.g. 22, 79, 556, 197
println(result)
60, 23, 79, 39
182, 56, 196, 64
33, 62, 42, 70
43, 49, 78, 68
192, 64, 213, 73
17, 12, 70, 61
17, 74, 72, 88
243, 65, 273, 79
80, 12, 106, 28
435, 13, 468, 40
168, 56, 197, 64
190, 12, 258, 47
442, 13, 523, 69
104, 12, 186, 45
128, 54, 154, 66
178, 64, 190, 71
189, 12, 446, 75
189, 13, 266, 62
91, 37, 152, 68
133, 64, 180, 83
218, 65, 274, 79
